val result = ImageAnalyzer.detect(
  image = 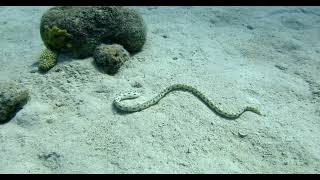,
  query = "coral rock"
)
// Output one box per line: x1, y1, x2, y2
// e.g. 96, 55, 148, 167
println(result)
0, 82, 30, 124
40, 6, 147, 58
93, 44, 130, 74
